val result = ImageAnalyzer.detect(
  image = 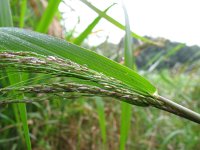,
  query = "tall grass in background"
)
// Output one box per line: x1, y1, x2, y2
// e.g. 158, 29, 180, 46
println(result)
80, 0, 156, 45
120, 1, 134, 150
19, 0, 27, 28
36, 0, 61, 33
0, 0, 13, 27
